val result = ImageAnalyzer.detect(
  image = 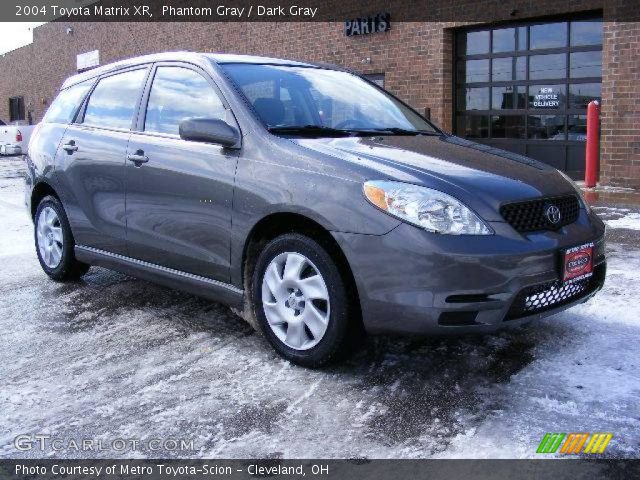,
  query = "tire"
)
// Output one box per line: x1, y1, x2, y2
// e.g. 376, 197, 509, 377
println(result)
34, 195, 90, 281
251, 233, 357, 367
